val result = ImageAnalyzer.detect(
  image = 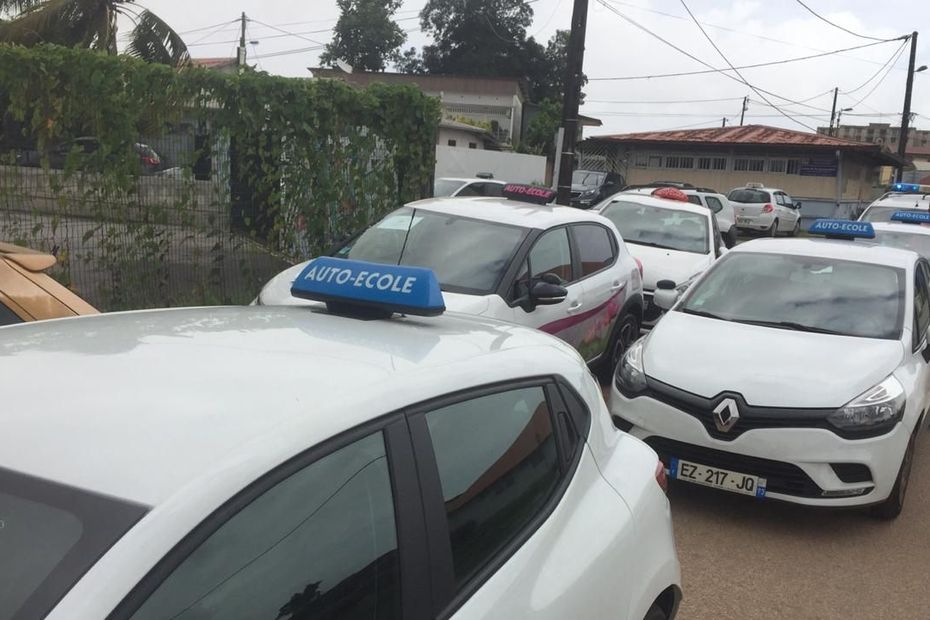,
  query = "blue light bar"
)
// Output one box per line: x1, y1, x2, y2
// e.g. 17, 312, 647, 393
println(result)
291, 257, 445, 317
891, 210, 930, 224
891, 183, 922, 193
808, 219, 875, 239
